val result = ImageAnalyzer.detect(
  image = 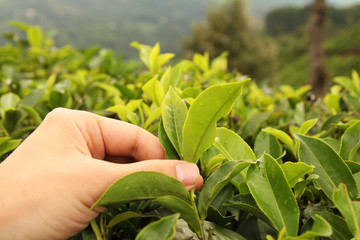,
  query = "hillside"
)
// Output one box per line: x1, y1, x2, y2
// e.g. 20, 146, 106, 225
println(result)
0, 0, 207, 58
1, 0, 359, 58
